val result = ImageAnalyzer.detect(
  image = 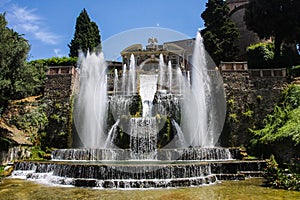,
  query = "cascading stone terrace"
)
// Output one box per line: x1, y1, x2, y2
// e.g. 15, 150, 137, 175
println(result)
13, 149, 266, 189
